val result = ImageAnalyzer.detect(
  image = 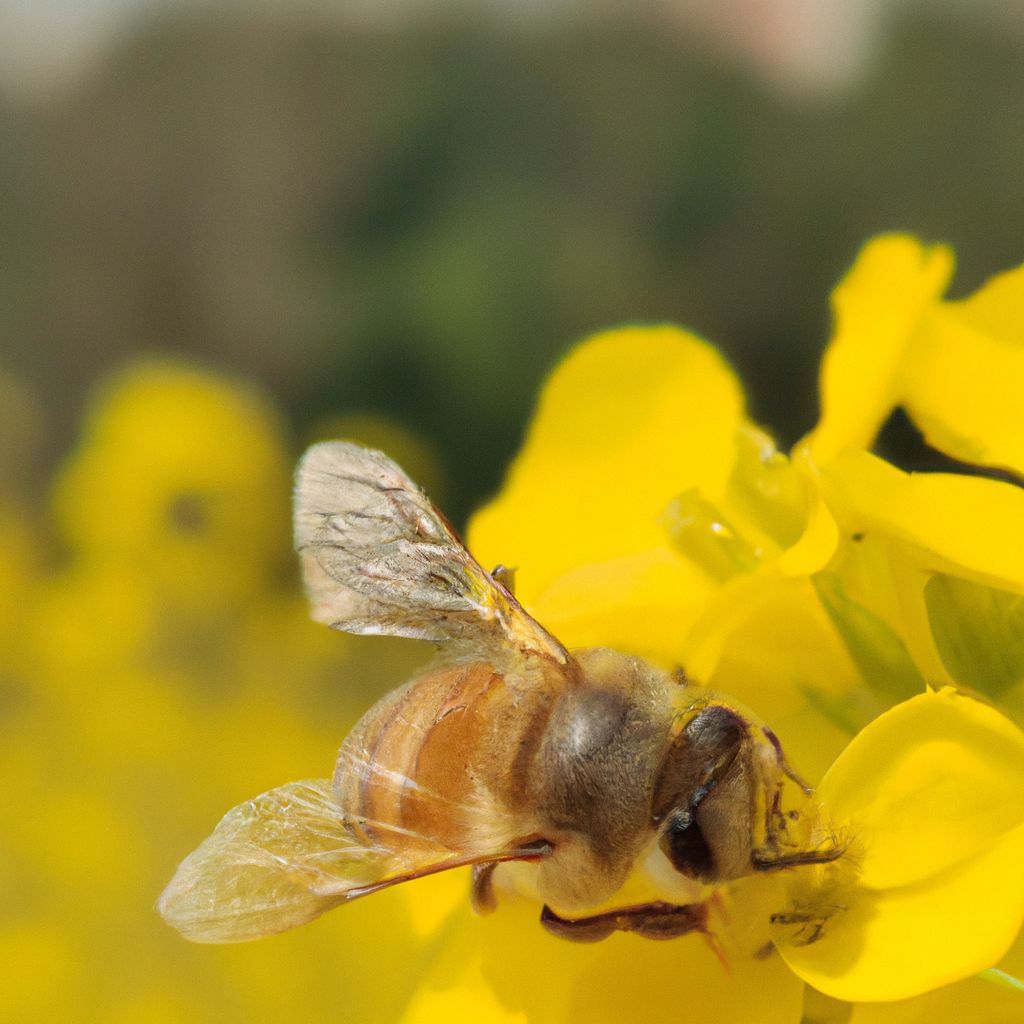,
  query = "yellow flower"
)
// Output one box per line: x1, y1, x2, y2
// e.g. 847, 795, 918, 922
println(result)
810, 233, 1024, 473
805, 234, 1024, 724
775, 688, 1024, 1002
450, 235, 1024, 1018
51, 359, 290, 610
